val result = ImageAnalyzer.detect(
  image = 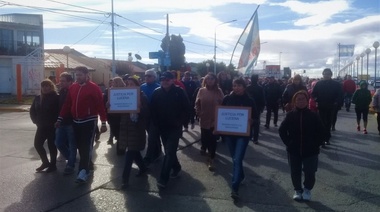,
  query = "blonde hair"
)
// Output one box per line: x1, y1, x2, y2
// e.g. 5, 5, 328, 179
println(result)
40, 79, 58, 102
112, 77, 126, 87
